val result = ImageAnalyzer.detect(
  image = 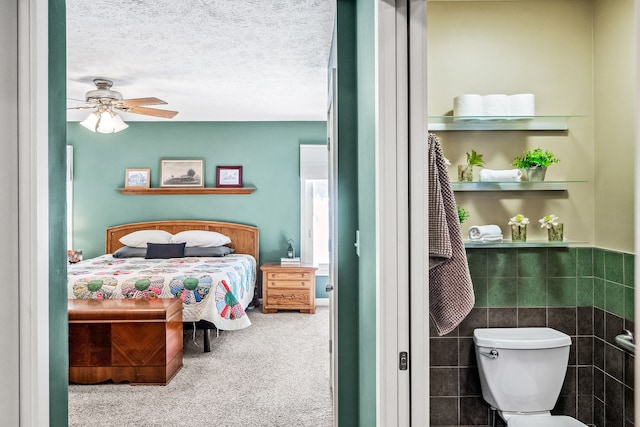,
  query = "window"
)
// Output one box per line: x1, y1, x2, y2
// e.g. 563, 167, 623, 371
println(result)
300, 145, 329, 275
